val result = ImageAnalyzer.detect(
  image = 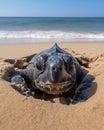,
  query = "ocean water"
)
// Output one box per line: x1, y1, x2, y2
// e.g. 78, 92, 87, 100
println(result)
0, 17, 104, 44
